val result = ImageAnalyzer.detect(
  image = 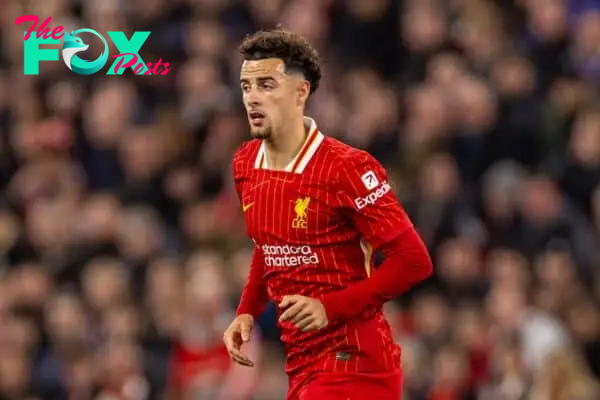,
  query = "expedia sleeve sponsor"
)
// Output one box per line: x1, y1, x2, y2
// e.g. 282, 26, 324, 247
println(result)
353, 181, 392, 210
261, 244, 319, 267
